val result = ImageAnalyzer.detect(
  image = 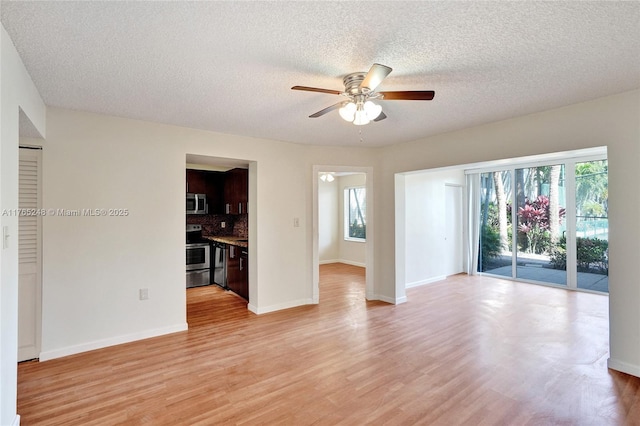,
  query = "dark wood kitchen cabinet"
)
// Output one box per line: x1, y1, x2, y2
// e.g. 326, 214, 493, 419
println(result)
186, 169, 225, 214
226, 244, 248, 300
186, 169, 207, 194
224, 168, 248, 215
240, 249, 248, 296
